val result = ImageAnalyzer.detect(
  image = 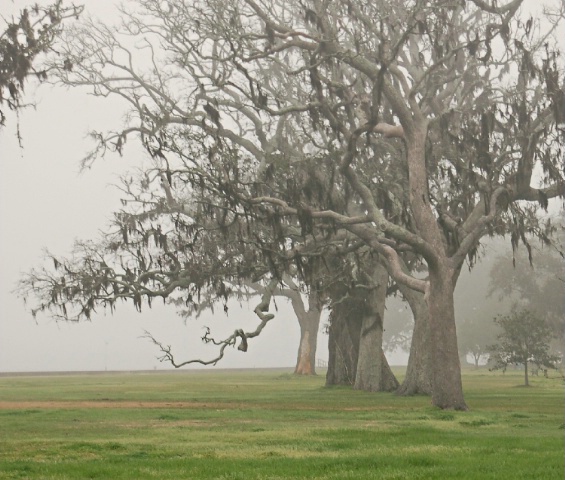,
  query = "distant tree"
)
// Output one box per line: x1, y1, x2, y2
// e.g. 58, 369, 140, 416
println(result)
237, 276, 325, 375
458, 316, 500, 368
269, 281, 324, 376
488, 309, 560, 386
489, 229, 565, 354
0, 1, 82, 128
382, 295, 413, 355
450, 244, 510, 367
